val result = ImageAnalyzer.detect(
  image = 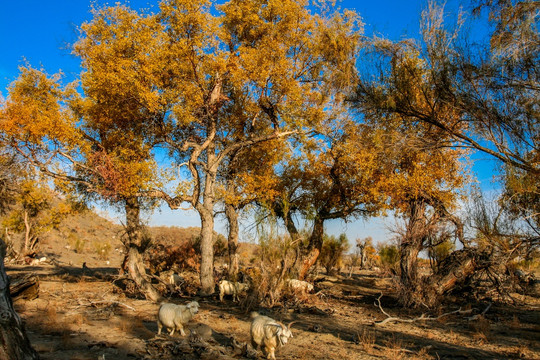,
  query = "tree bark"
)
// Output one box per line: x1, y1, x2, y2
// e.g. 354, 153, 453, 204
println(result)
122, 197, 162, 302
225, 203, 240, 280
298, 215, 325, 280
0, 238, 39, 359
199, 209, 215, 295
124, 247, 162, 302
197, 154, 217, 296
399, 201, 426, 291
358, 242, 366, 269
399, 241, 422, 289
